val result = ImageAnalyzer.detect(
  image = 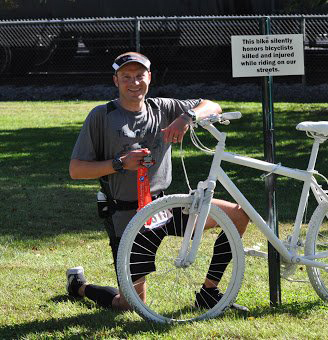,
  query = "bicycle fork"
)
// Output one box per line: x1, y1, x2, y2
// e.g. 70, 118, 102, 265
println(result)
174, 133, 226, 268
174, 182, 215, 268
